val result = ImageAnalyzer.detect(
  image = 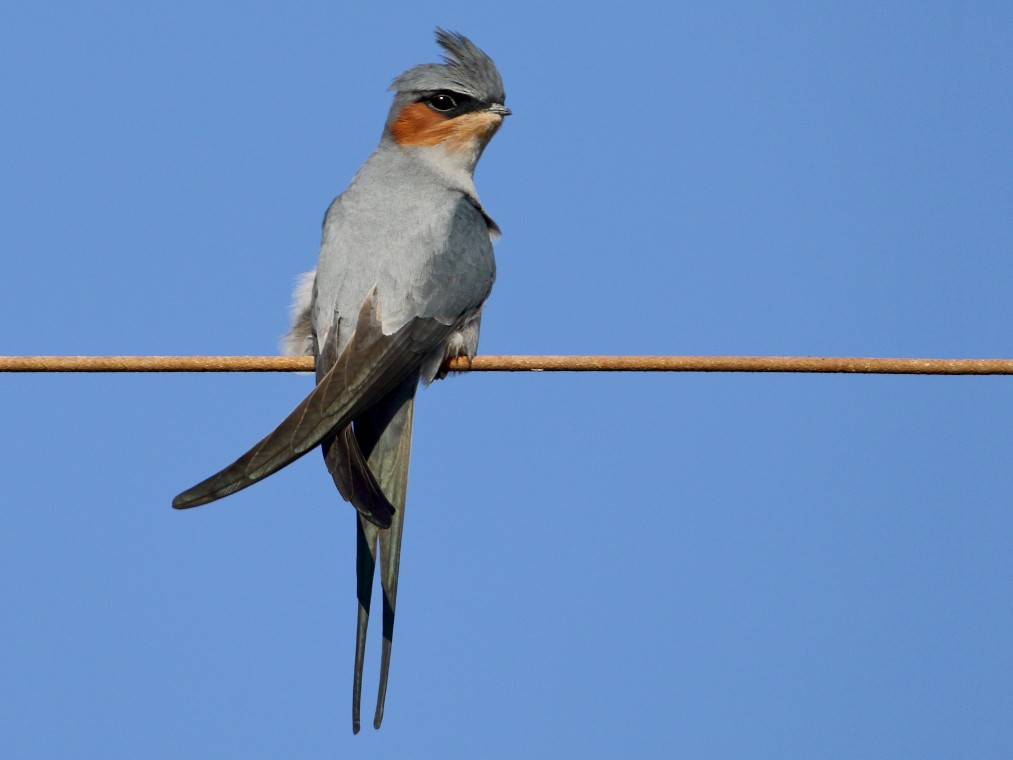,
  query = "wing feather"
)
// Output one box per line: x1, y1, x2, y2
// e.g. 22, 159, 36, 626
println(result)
173, 290, 451, 509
